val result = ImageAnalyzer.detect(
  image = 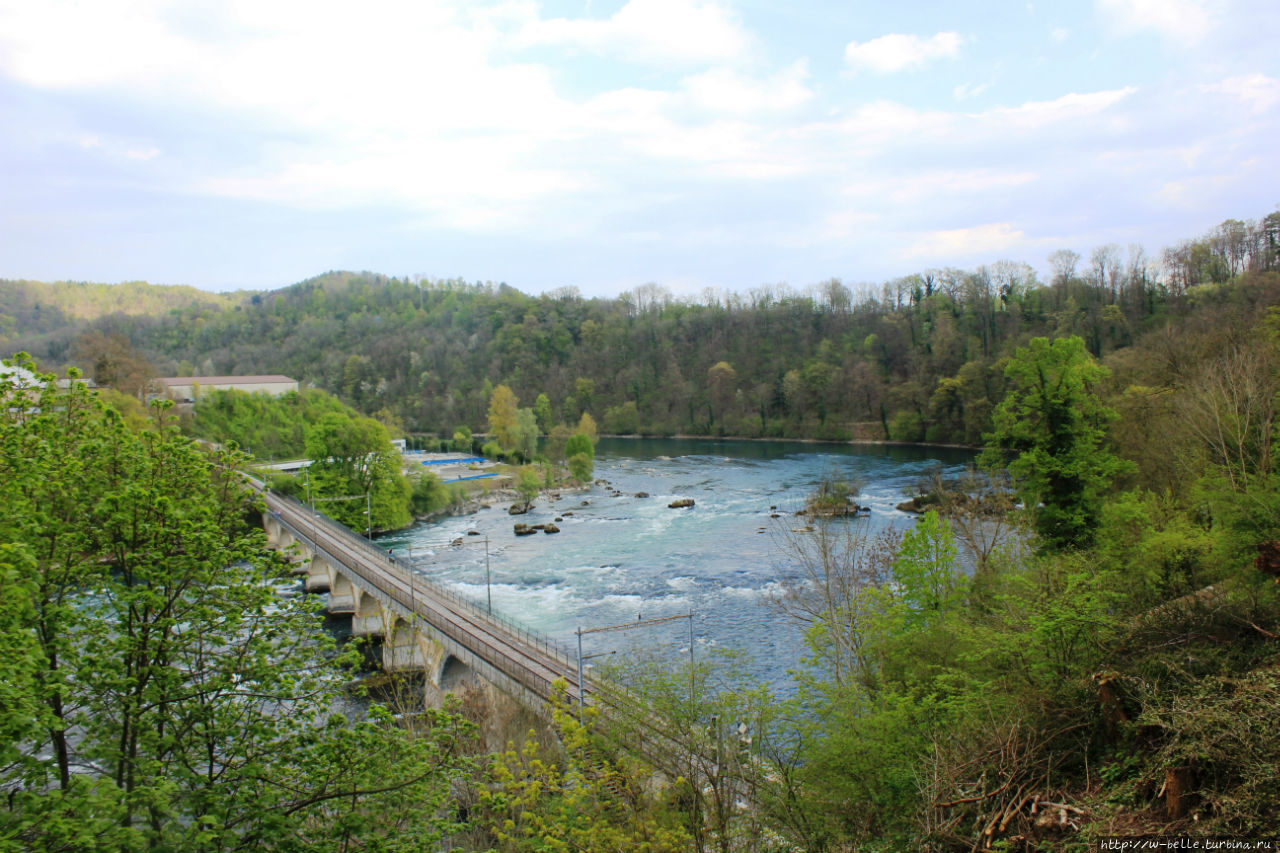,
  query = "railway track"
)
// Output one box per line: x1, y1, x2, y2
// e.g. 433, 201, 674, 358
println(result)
264, 490, 703, 783
264, 491, 587, 706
